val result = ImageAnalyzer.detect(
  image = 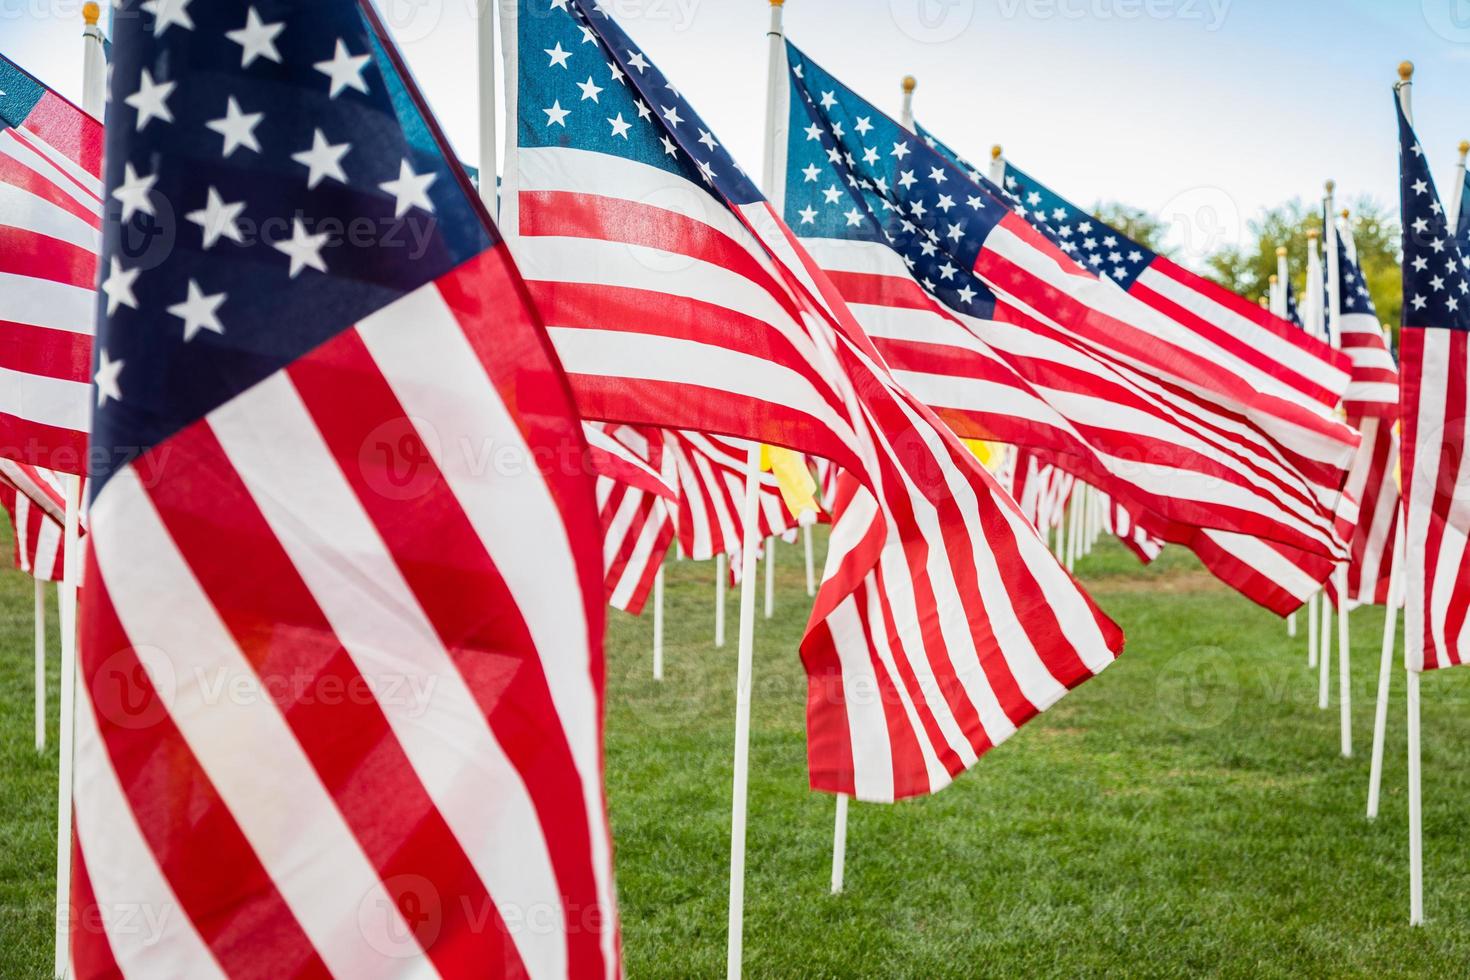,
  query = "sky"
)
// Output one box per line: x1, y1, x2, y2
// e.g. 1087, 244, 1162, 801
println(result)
8, 0, 1470, 265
